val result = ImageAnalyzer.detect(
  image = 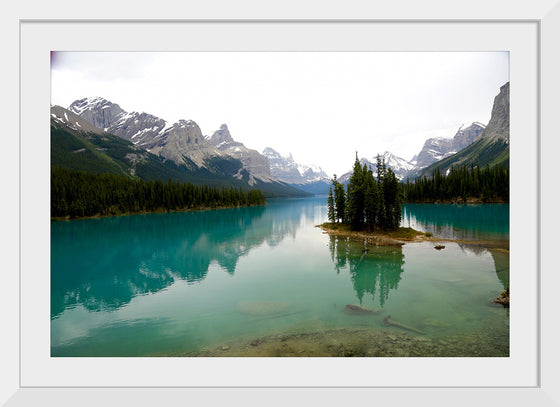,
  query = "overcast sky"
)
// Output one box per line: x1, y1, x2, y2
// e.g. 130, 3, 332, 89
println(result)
51, 51, 509, 177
